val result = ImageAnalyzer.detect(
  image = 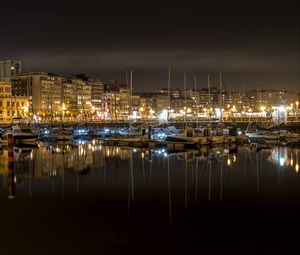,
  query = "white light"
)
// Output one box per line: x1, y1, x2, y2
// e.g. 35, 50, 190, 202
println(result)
278, 106, 285, 112
157, 109, 168, 123
215, 108, 221, 118
279, 157, 285, 166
